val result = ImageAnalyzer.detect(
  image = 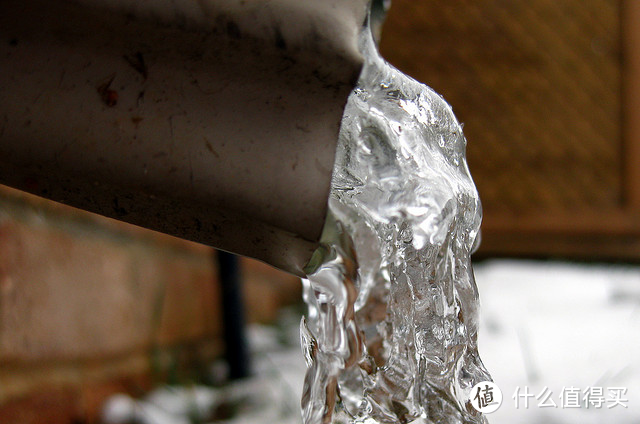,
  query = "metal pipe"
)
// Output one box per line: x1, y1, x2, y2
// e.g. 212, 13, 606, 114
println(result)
217, 251, 250, 380
0, 0, 368, 276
